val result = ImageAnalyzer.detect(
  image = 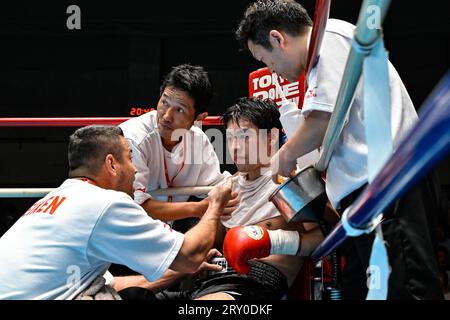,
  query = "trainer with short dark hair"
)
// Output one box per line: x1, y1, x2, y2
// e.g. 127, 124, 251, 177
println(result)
120, 64, 235, 222
0, 125, 235, 299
